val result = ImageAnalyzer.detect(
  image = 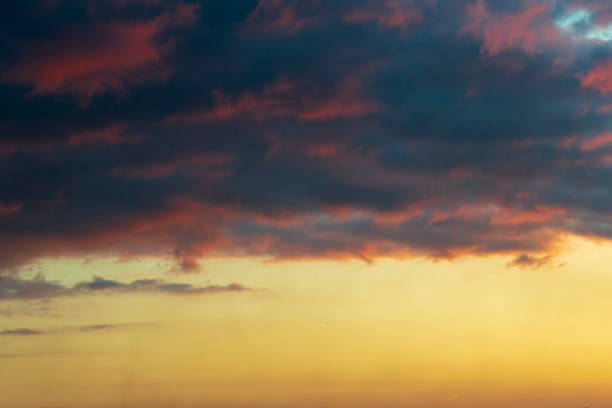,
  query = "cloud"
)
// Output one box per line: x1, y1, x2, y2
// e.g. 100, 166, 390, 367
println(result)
556, 1, 612, 40
166, 73, 380, 123
0, 275, 67, 300
2, 2, 199, 103
461, 0, 561, 55
1, 0, 612, 268
0, 322, 154, 336
68, 124, 142, 147
506, 253, 552, 269
0, 275, 252, 301
0, 202, 22, 216
0, 328, 43, 336
343, 0, 423, 29
580, 132, 612, 150
74, 277, 250, 295
78, 324, 123, 332
243, 0, 315, 35
580, 60, 612, 93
